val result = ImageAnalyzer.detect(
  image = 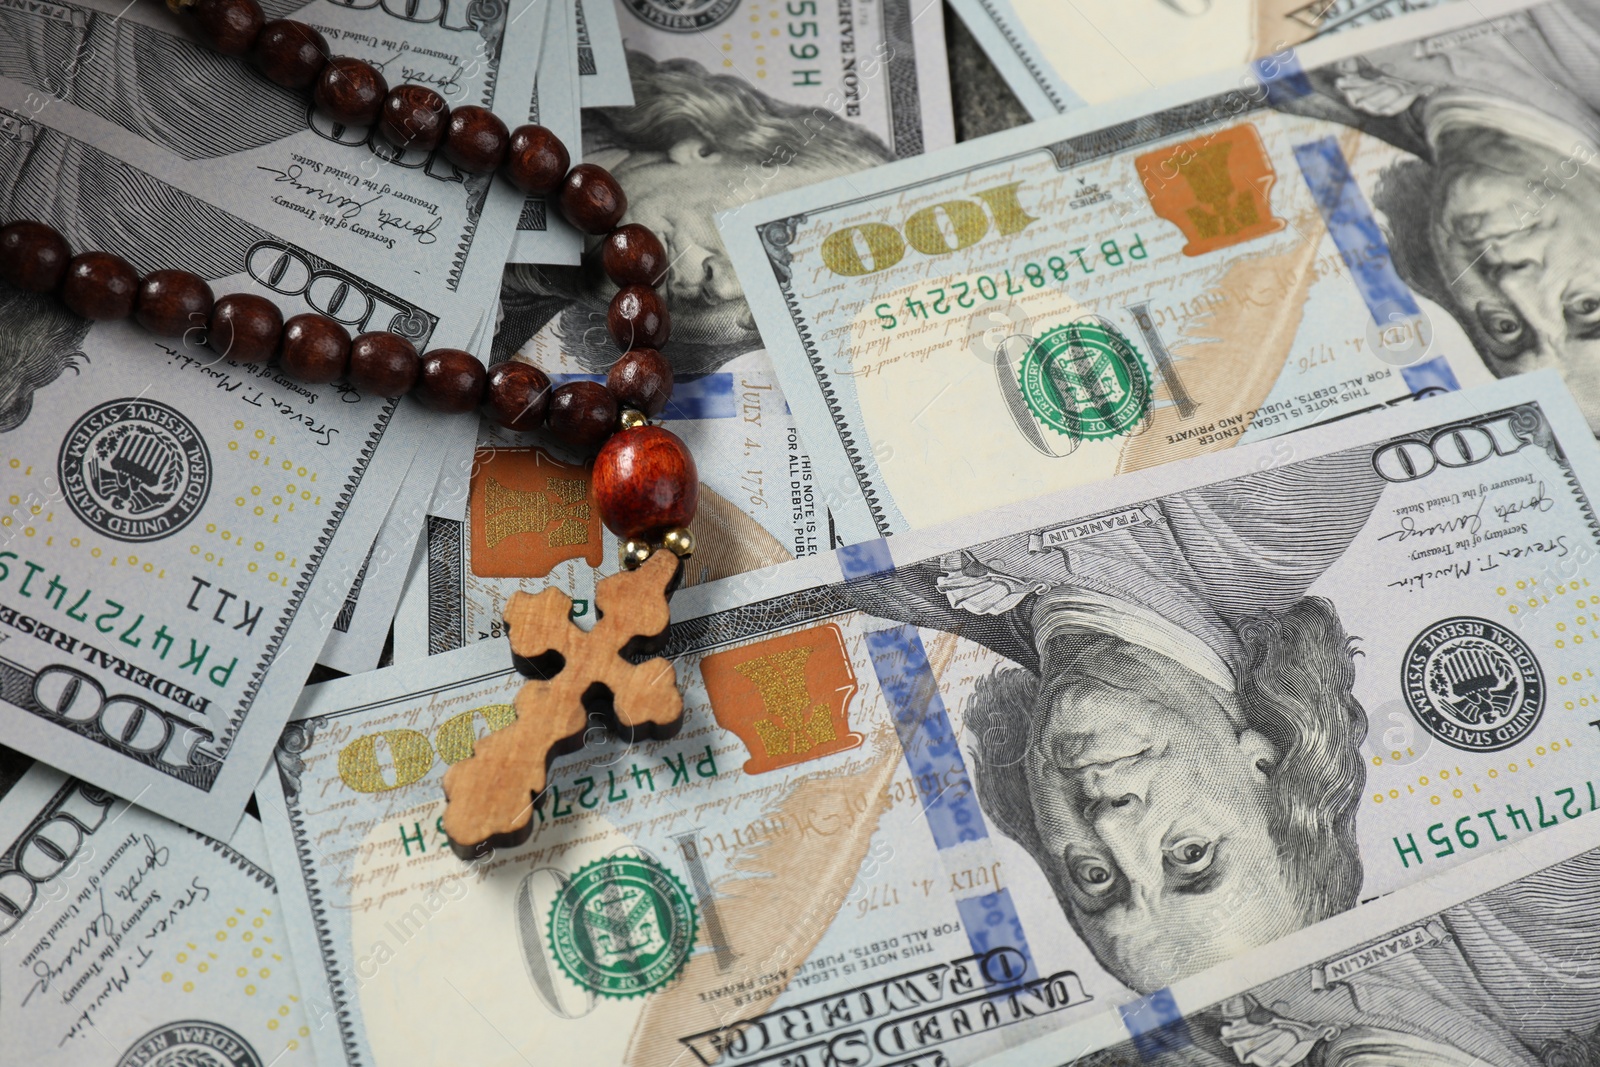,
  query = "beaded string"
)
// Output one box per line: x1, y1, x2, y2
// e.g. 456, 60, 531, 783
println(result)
0, 0, 699, 563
